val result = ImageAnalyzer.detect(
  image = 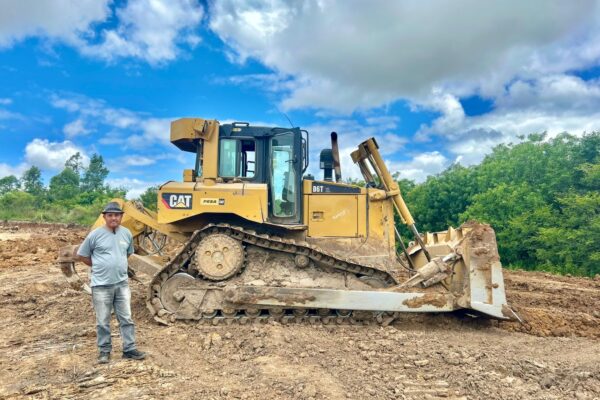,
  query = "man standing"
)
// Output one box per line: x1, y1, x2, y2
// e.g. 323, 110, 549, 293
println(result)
78, 201, 146, 364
